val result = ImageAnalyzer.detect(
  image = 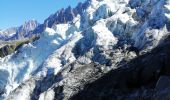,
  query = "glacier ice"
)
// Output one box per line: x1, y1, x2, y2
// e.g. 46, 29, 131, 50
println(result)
1, 0, 170, 99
